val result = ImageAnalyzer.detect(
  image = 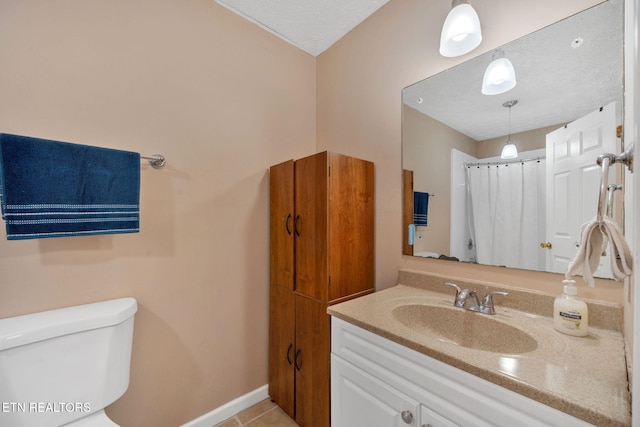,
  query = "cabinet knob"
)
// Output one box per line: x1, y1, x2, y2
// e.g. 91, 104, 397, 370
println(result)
539, 242, 553, 249
401, 410, 413, 424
